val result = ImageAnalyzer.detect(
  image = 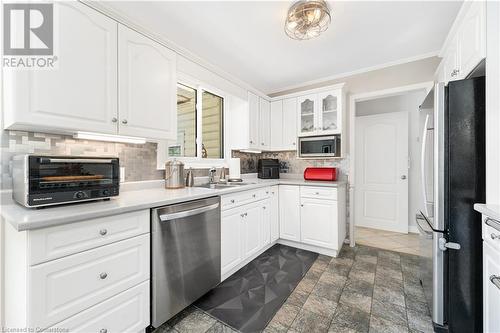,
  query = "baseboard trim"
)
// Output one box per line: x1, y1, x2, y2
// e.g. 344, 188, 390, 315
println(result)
409, 226, 419, 234
277, 239, 339, 257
